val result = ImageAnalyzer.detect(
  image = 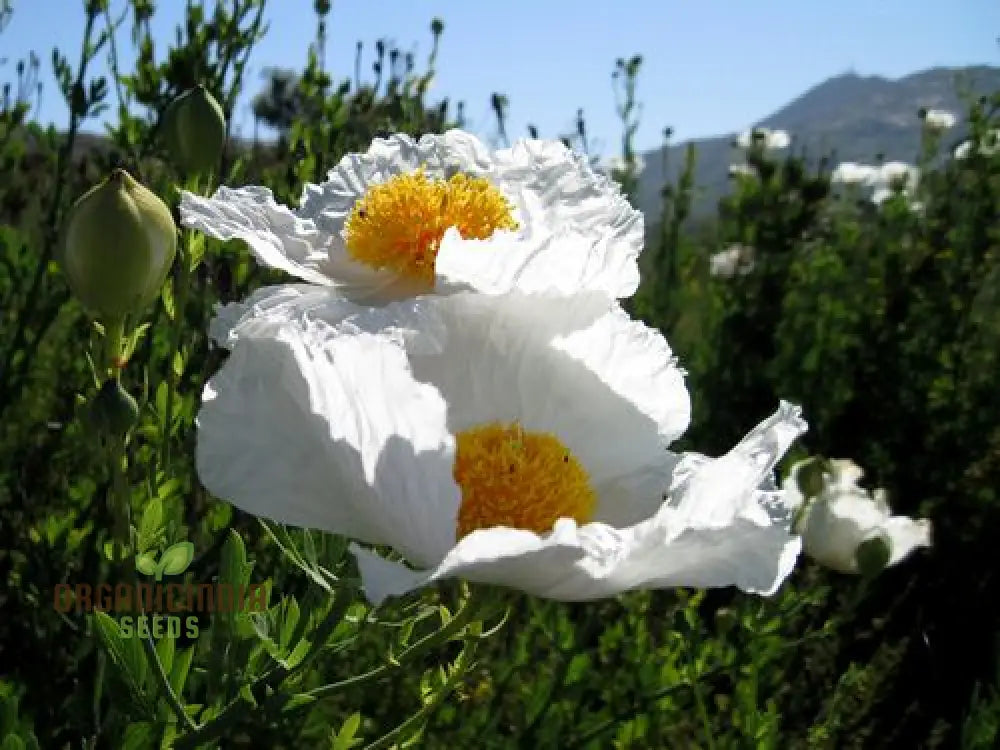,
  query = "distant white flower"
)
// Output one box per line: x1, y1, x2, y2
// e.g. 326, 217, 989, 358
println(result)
728, 163, 756, 178
921, 109, 956, 131
830, 162, 879, 186
180, 129, 642, 304
954, 141, 973, 160
871, 186, 893, 206
600, 153, 646, 178
954, 129, 1000, 160
710, 244, 755, 278
877, 161, 919, 190
783, 459, 931, 575
735, 127, 790, 151
198, 286, 808, 604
